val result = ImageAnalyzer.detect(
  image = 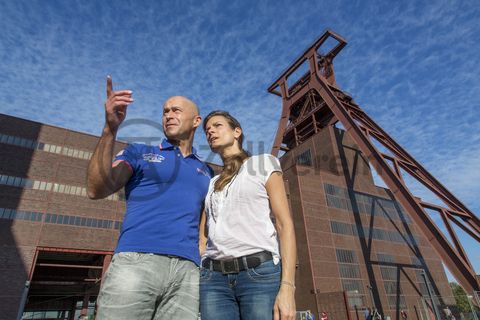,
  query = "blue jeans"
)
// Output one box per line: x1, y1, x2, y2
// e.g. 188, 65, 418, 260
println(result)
200, 260, 281, 320
96, 252, 199, 320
